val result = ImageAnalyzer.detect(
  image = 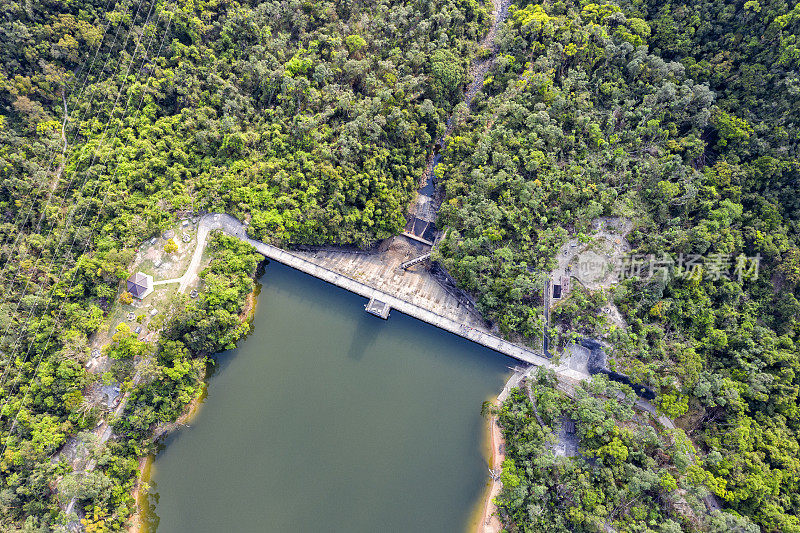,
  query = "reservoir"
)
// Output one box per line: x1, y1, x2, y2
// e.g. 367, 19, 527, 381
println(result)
139, 261, 511, 532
